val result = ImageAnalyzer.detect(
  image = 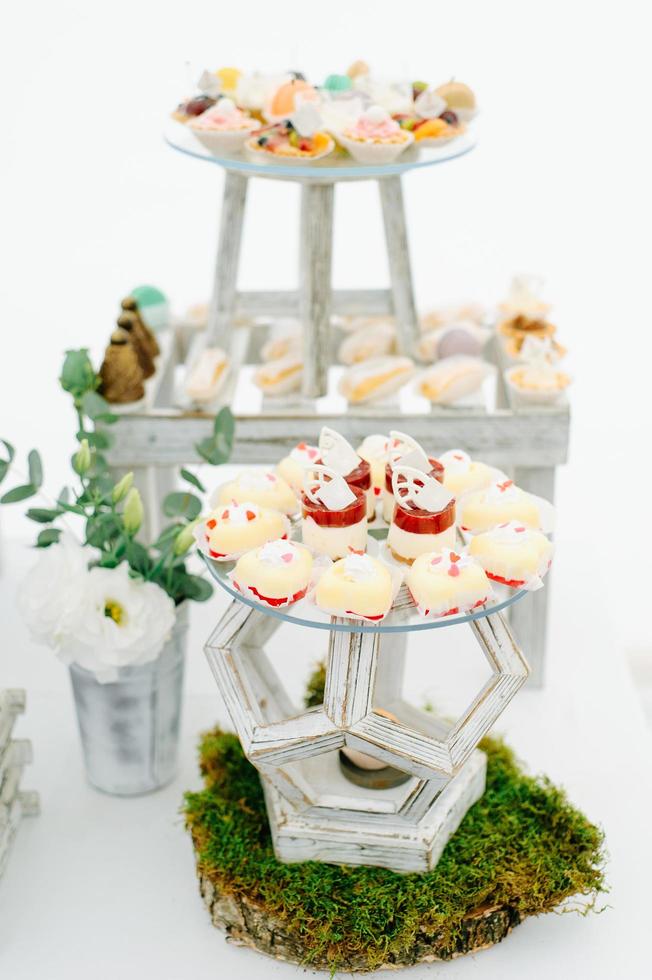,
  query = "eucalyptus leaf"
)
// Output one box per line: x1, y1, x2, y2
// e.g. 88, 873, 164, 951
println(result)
78, 430, 112, 450
28, 449, 43, 489
125, 539, 152, 576
1, 439, 15, 463
1, 483, 37, 504
36, 528, 61, 548
162, 491, 202, 520
180, 468, 206, 493
175, 572, 213, 602
81, 390, 118, 424
86, 512, 122, 547
154, 523, 184, 549
214, 406, 235, 444
26, 507, 61, 524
